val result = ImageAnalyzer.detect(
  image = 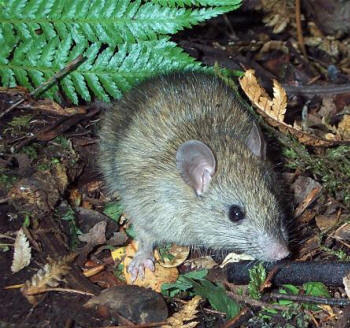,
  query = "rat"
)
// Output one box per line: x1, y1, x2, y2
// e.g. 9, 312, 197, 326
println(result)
99, 72, 289, 281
